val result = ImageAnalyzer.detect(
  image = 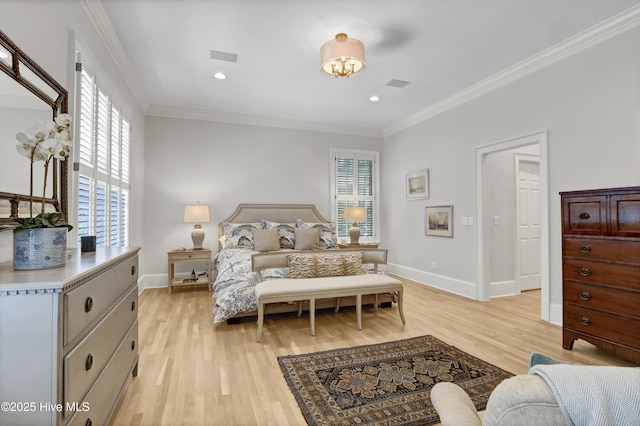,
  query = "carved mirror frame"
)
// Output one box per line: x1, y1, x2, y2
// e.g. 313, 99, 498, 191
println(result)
0, 29, 69, 226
